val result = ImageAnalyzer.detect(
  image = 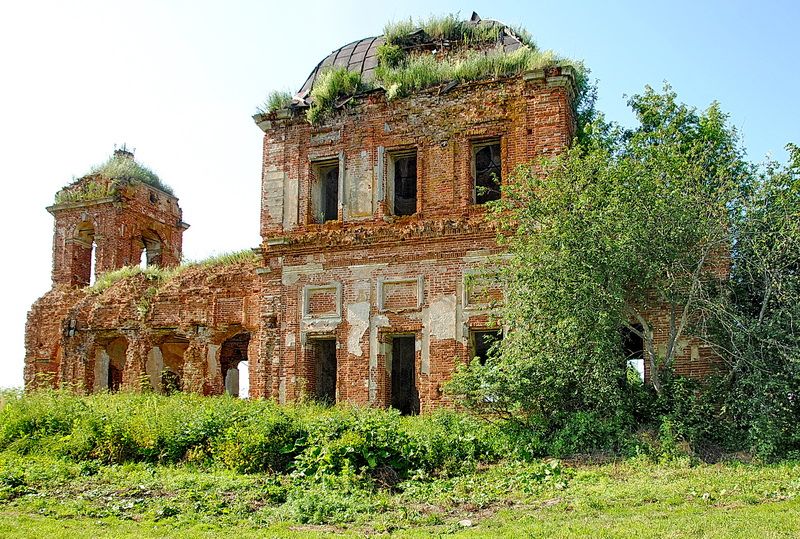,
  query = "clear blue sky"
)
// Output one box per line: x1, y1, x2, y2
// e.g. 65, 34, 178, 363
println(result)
0, 0, 797, 387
